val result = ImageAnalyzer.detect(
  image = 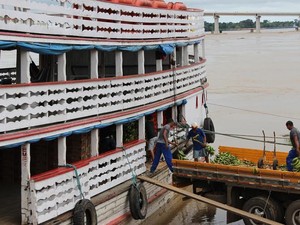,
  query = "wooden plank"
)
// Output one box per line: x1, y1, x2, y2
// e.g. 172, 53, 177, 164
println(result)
138, 175, 283, 225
